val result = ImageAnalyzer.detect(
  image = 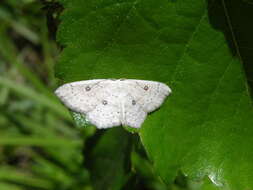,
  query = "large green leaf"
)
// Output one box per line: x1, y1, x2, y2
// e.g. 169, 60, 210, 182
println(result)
55, 0, 253, 189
